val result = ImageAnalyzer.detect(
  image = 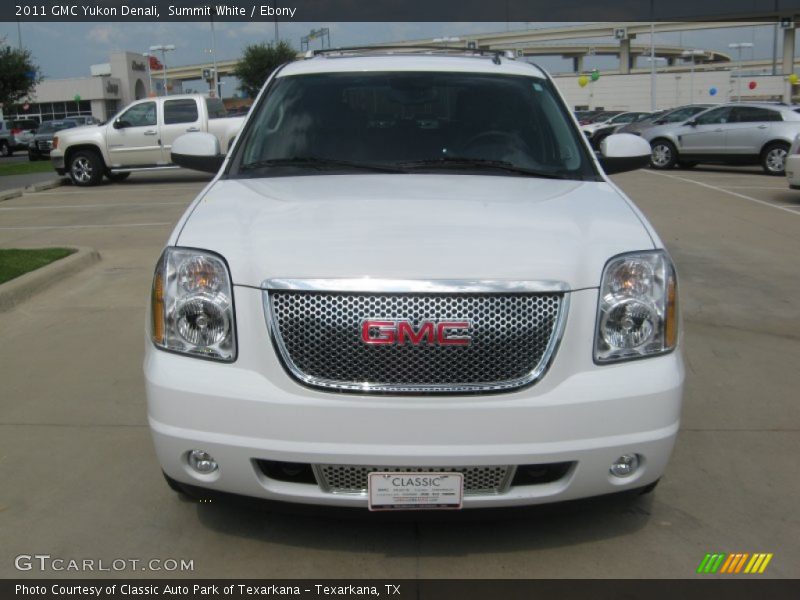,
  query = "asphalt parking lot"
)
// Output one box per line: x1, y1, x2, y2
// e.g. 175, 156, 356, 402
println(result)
0, 166, 798, 579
